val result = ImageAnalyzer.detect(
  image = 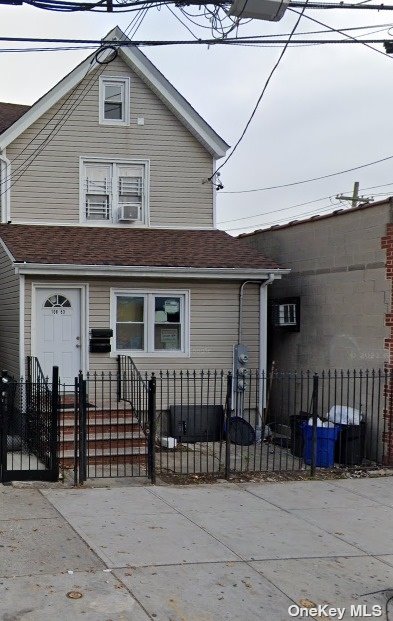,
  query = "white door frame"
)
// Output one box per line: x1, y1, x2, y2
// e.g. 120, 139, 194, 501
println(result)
31, 283, 89, 376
